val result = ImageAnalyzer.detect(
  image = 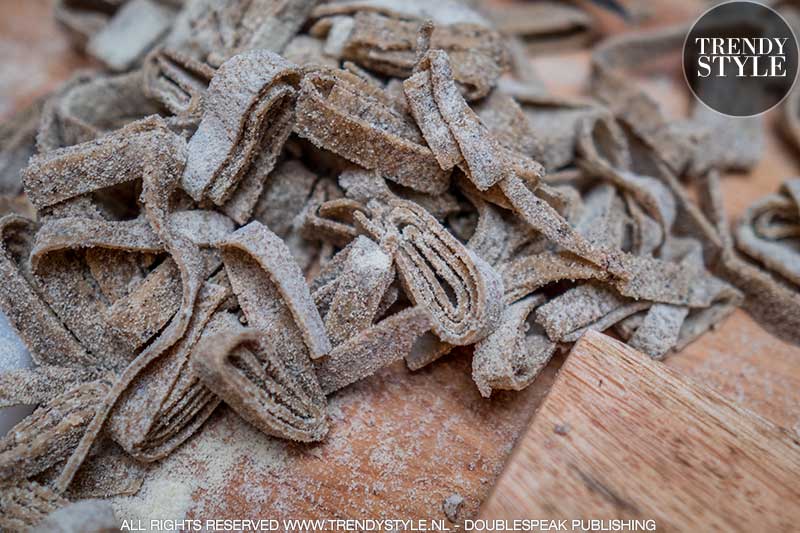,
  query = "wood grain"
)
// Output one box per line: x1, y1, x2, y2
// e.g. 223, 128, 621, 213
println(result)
480, 331, 800, 531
